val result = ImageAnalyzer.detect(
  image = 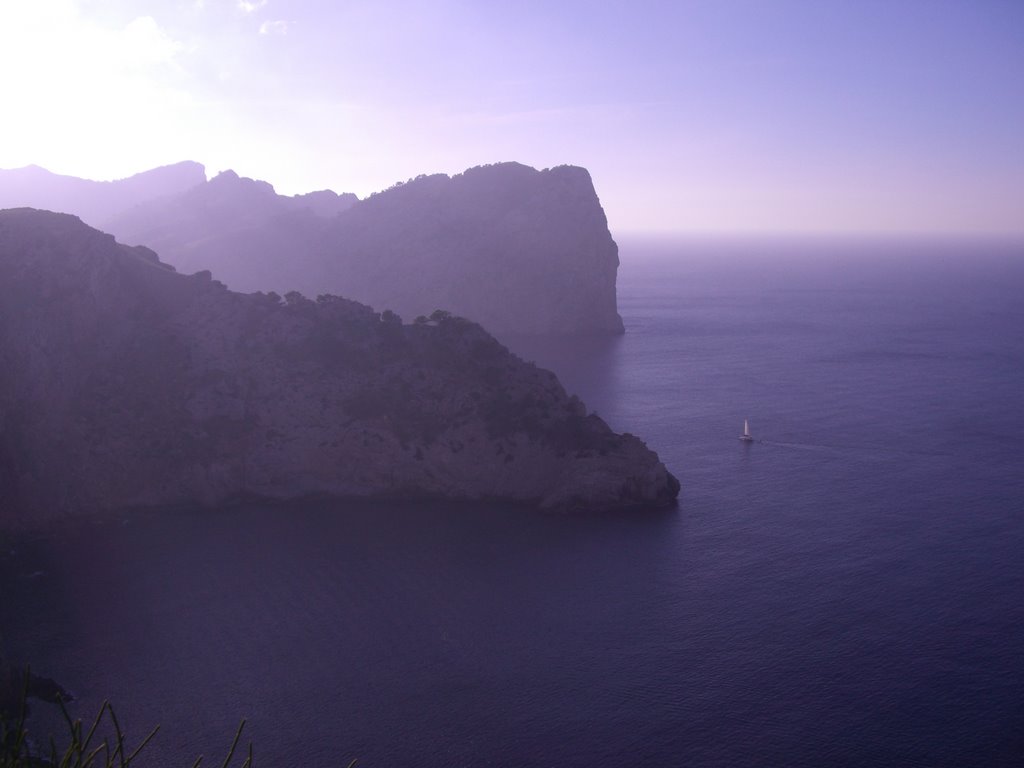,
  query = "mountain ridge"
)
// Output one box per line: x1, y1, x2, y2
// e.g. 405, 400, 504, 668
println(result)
0, 161, 625, 337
